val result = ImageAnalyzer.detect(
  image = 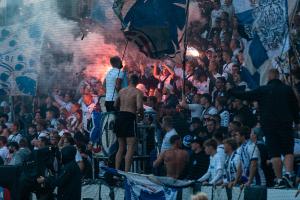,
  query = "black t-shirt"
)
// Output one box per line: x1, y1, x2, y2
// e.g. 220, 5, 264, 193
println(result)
187, 150, 210, 180
165, 94, 179, 109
